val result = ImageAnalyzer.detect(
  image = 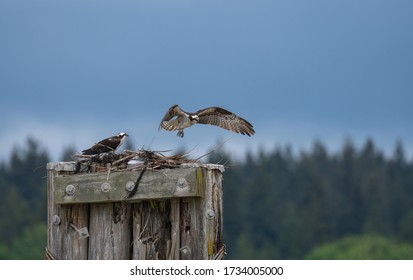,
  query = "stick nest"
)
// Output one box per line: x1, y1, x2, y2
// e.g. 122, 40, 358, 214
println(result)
73, 149, 201, 173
